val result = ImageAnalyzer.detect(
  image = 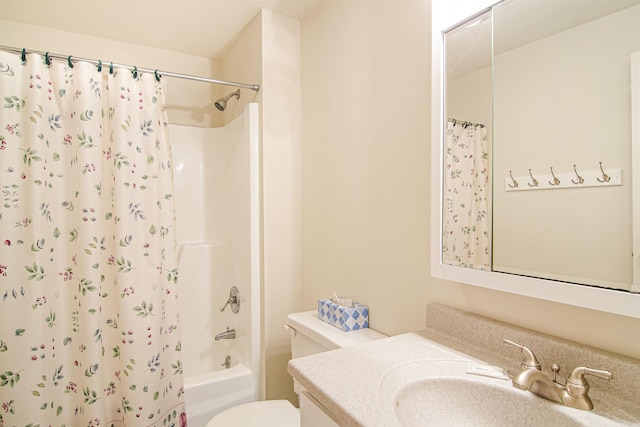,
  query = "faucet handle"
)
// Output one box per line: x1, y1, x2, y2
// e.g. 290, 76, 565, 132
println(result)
565, 367, 613, 409
568, 367, 613, 386
503, 338, 542, 370
219, 286, 240, 313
